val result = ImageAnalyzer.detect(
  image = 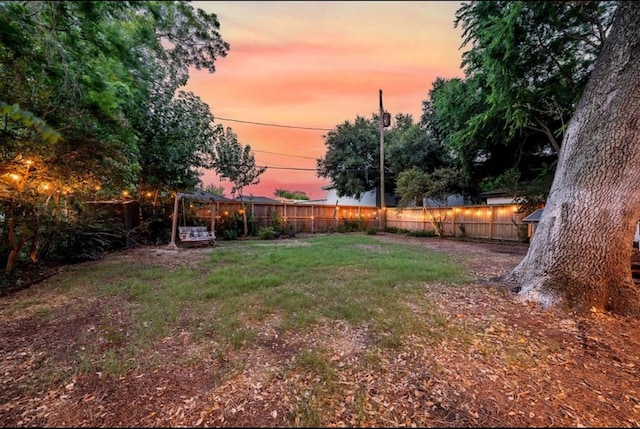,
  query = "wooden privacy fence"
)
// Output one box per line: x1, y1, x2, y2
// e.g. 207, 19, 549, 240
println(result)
385, 204, 528, 241
213, 202, 379, 233
193, 202, 528, 242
